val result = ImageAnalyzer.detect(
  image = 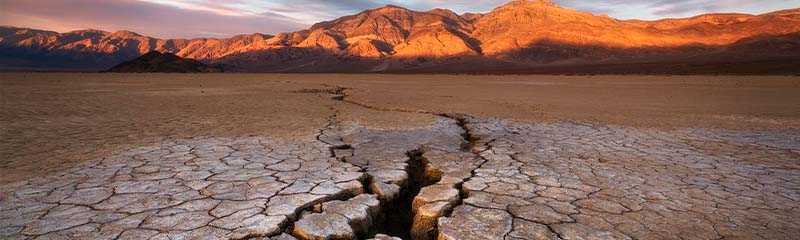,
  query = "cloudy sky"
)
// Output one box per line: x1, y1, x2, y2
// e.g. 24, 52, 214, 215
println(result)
1, 0, 797, 38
